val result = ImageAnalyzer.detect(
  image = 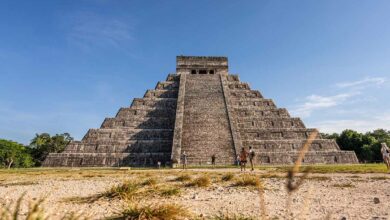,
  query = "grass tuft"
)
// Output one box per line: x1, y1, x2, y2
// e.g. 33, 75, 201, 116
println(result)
186, 176, 211, 187
221, 173, 235, 181
117, 203, 190, 220
159, 187, 181, 197
141, 178, 157, 186
174, 174, 192, 182
233, 175, 261, 187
